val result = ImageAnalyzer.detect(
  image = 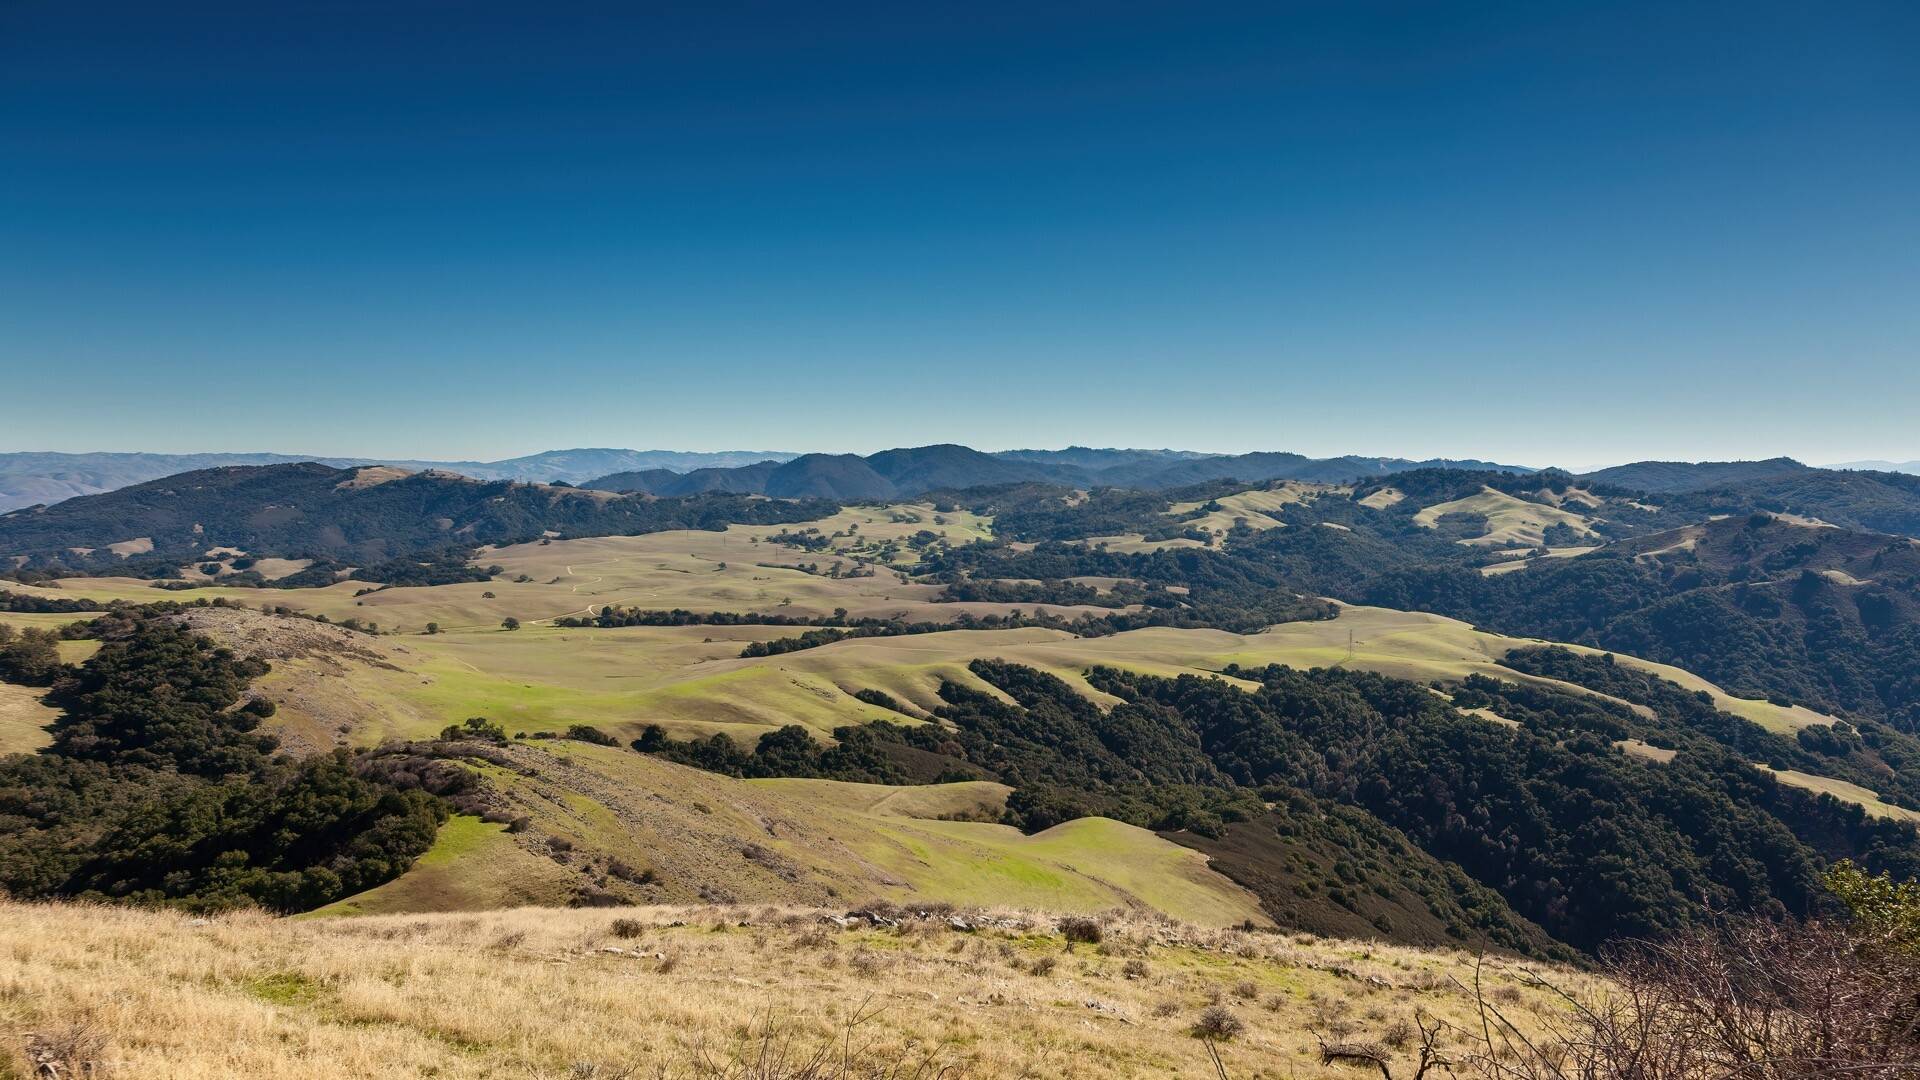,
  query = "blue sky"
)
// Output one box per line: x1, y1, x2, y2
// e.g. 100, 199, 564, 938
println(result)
2, 1, 1915, 469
